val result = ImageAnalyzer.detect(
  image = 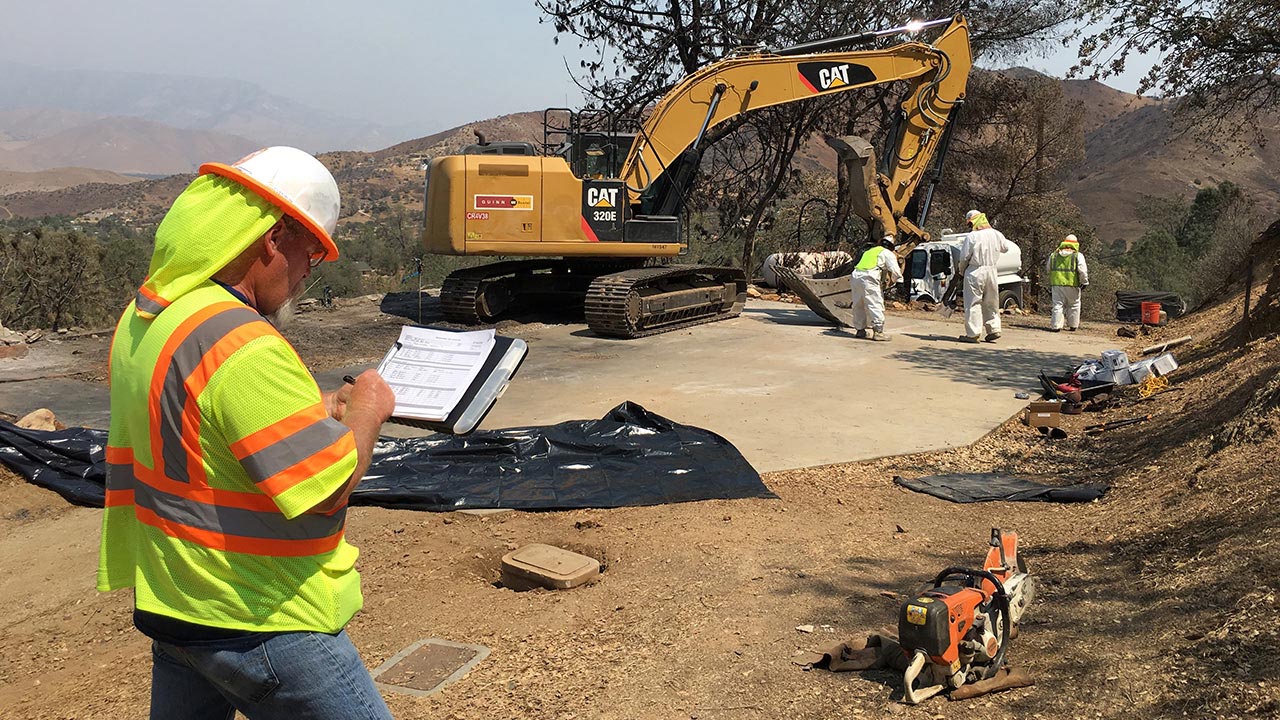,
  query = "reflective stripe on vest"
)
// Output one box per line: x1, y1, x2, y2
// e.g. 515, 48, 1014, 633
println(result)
1049, 251, 1079, 287
121, 303, 348, 556
108, 444, 346, 556
855, 247, 882, 271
